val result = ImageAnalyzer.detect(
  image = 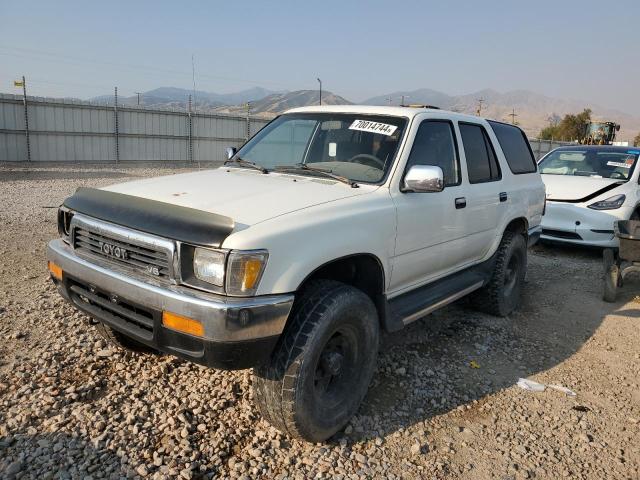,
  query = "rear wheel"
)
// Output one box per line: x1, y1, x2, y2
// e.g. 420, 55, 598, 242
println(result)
470, 231, 527, 316
253, 280, 379, 442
